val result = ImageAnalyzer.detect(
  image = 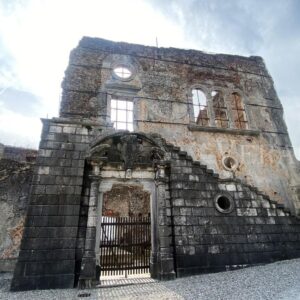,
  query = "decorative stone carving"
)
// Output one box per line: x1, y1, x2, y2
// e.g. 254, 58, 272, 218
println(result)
90, 133, 165, 169
156, 164, 166, 179
125, 168, 132, 178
